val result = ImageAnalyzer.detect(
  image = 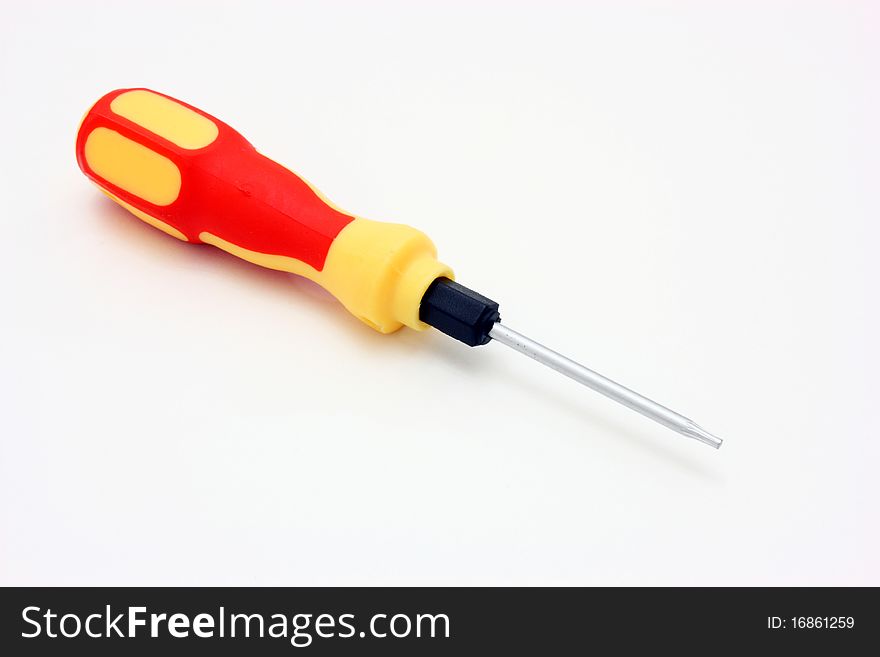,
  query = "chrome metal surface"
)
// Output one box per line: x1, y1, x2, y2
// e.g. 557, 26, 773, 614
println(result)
488, 322, 723, 449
